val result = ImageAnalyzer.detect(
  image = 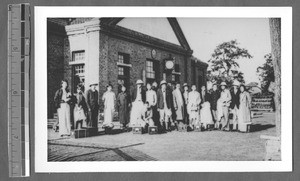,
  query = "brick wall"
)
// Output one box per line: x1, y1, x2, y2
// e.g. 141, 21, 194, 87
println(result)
63, 37, 73, 93
98, 33, 187, 108
47, 30, 65, 118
